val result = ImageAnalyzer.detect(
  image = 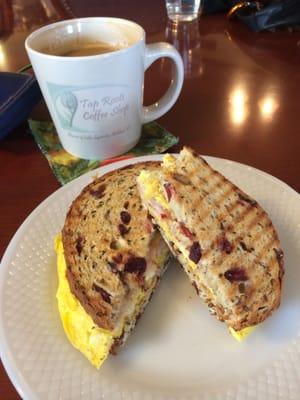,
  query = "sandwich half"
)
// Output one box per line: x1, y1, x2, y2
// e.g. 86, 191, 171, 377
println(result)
137, 148, 284, 339
56, 162, 171, 368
